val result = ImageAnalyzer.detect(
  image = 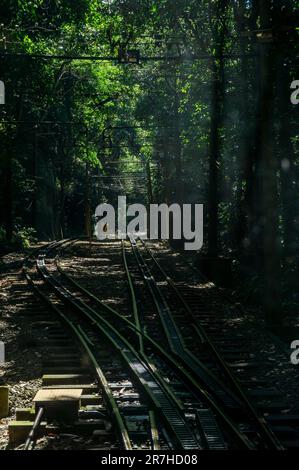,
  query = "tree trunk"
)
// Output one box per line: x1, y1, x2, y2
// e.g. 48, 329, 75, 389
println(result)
4, 128, 13, 242
208, 60, 220, 257
274, 2, 298, 263
84, 162, 92, 238
146, 160, 154, 206
174, 87, 183, 205
258, 0, 282, 324
233, 1, 253, 253
208, 52, 225, 257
